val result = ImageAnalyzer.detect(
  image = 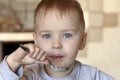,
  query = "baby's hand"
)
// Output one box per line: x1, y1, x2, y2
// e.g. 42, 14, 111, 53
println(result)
6, 43, 49, 72
21, 44, 49, 65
